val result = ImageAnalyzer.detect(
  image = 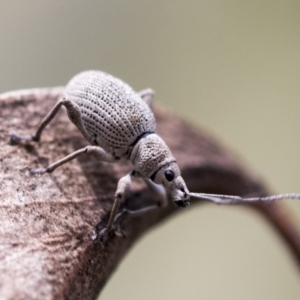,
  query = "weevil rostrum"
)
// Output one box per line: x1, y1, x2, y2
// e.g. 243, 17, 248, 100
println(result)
10, 70, 300, 239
